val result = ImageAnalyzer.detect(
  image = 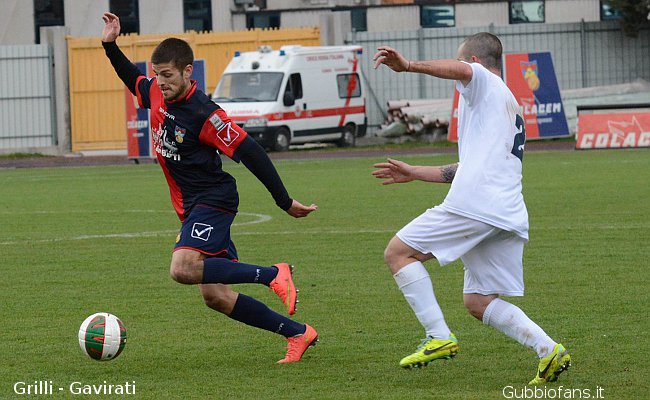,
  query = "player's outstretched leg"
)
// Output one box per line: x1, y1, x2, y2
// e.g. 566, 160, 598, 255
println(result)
480, 297, 571, 383
277, 324, 319, 364
399, 333, 459, 368
201, 286, 317, 363
529, 343, 571, 385
269, 263, 298, 315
